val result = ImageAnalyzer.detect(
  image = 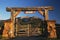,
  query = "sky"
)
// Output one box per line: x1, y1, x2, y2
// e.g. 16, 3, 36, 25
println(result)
0, 0, 60, 24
